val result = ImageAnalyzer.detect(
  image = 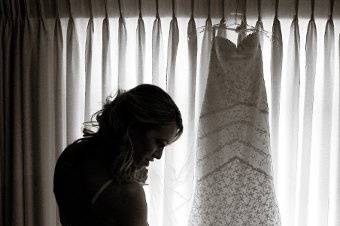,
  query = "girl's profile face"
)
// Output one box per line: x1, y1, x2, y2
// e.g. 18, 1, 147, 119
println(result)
129, 123, 178, 169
